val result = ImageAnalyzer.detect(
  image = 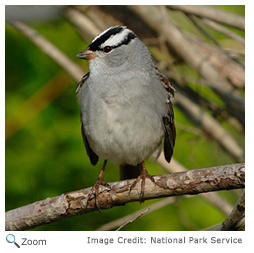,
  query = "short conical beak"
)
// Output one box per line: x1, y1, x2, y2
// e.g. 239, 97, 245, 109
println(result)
76, 48, 95, 60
